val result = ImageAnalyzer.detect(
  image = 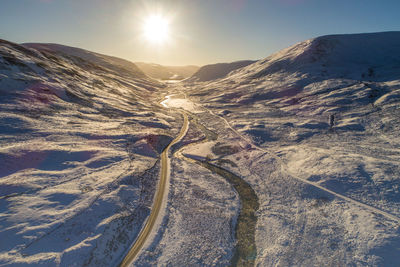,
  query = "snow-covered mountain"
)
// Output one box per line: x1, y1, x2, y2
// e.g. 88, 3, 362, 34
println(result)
177, 32, 400, 266
23, 43, 147, 79
243, 31, 400, 80
0, 39, 181, 266
186, 60, 256, 82
134, 62, 199, 80
189, 32, 400, 116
